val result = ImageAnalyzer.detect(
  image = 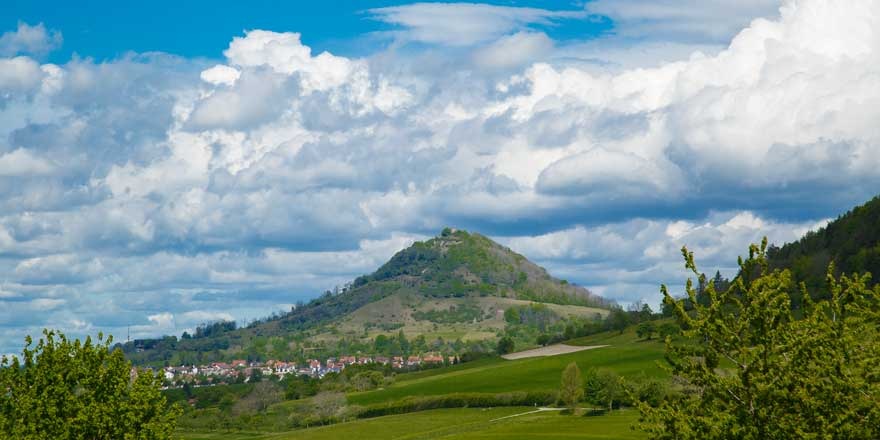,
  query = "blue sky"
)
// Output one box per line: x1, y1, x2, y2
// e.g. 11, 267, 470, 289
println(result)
1, 0, 878, 355
3, 1, 612, 62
